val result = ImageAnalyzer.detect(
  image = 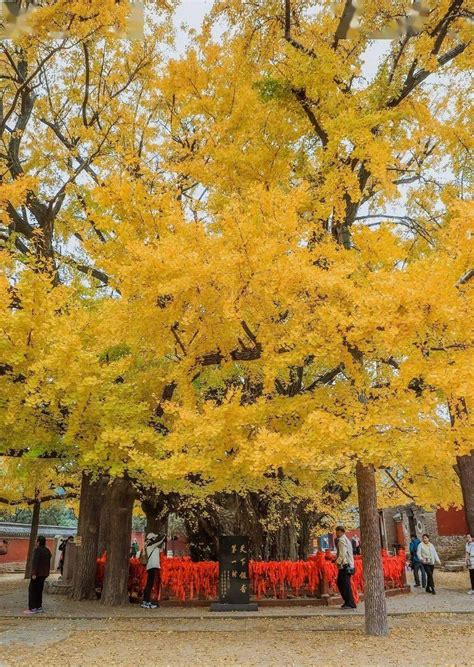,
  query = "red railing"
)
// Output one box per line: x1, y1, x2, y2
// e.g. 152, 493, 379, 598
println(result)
96, 549, 407, 602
